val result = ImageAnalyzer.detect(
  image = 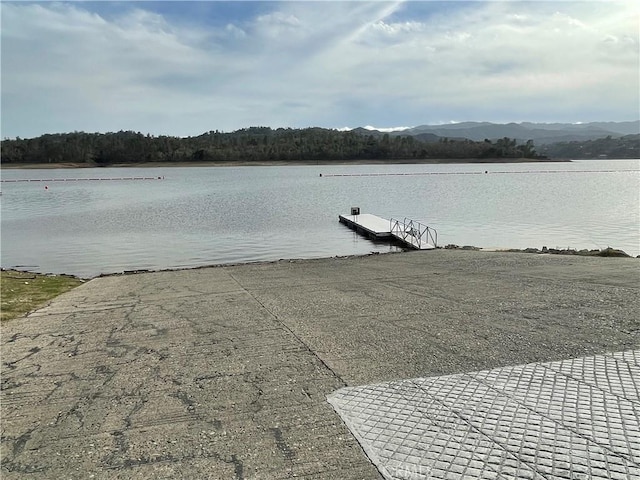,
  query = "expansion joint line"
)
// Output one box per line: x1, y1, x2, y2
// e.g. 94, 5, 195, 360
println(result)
227, 272, 347, 387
